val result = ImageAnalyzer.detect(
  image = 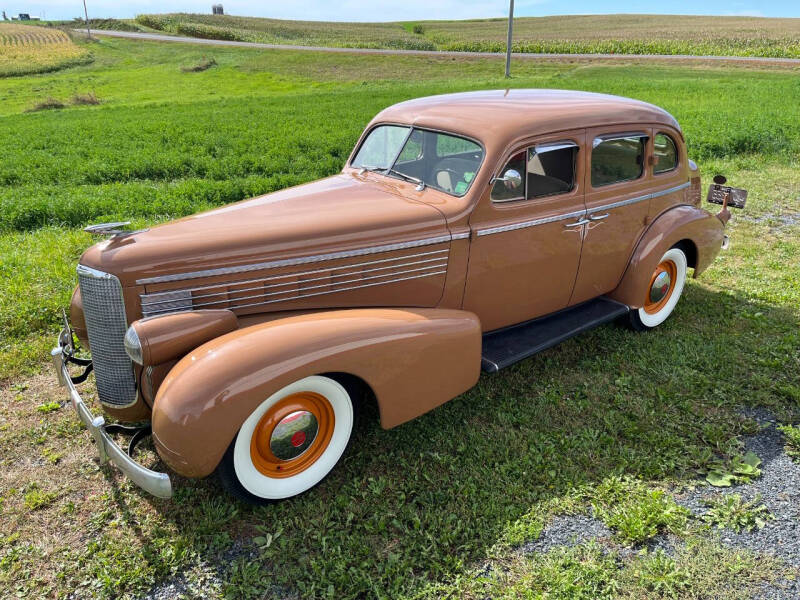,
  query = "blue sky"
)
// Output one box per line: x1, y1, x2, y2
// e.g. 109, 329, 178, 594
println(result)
3, 0, 797, 22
